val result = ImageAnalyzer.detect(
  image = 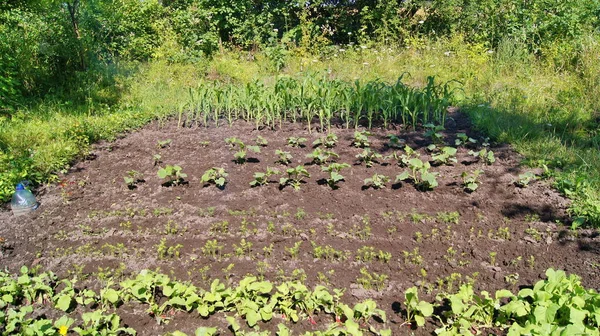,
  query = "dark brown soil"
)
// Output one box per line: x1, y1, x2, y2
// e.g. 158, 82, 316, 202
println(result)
1, 113, 599, 335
